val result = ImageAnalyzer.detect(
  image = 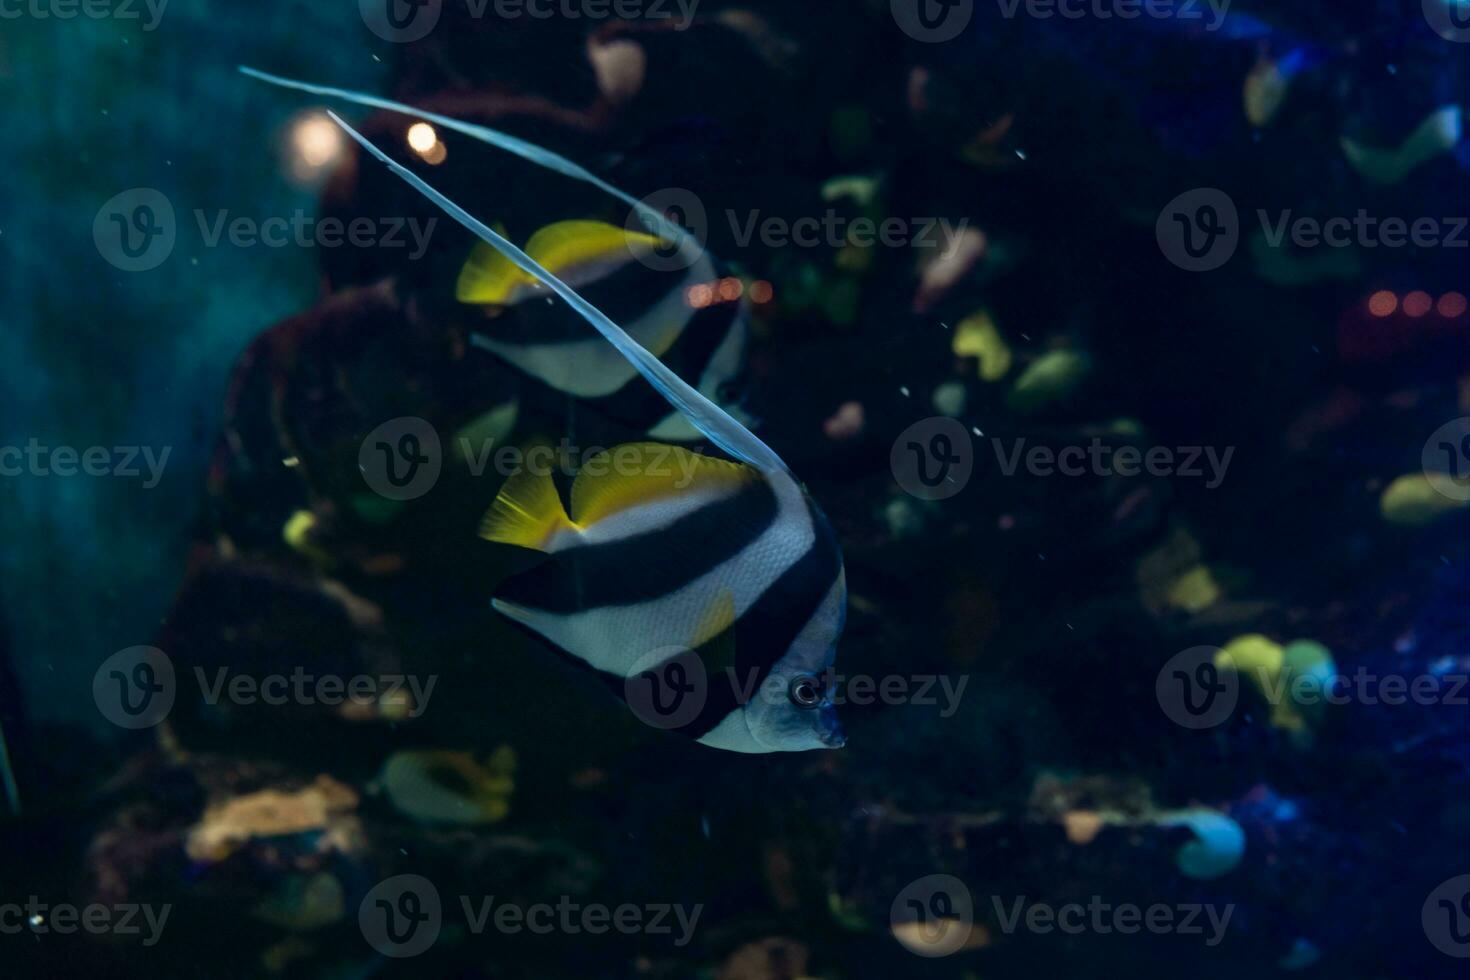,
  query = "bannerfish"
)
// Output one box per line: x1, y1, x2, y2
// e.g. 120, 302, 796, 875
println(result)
240, 68, 751, 443
300, 102, 847, 753
457, 219, 749, 442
